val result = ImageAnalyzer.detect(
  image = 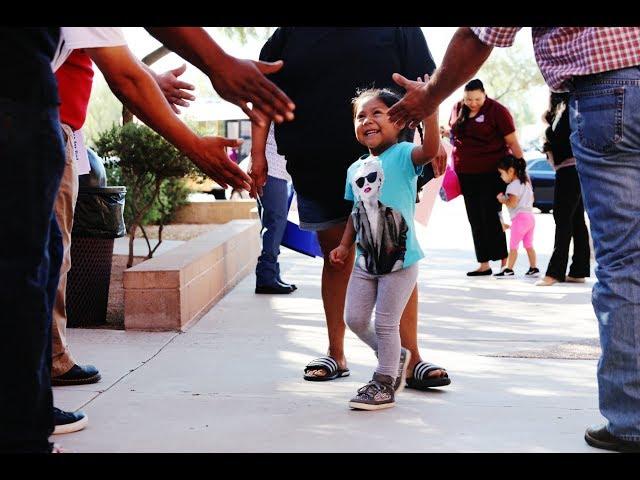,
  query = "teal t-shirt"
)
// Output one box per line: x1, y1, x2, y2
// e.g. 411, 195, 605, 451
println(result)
345, 142, 424, 275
